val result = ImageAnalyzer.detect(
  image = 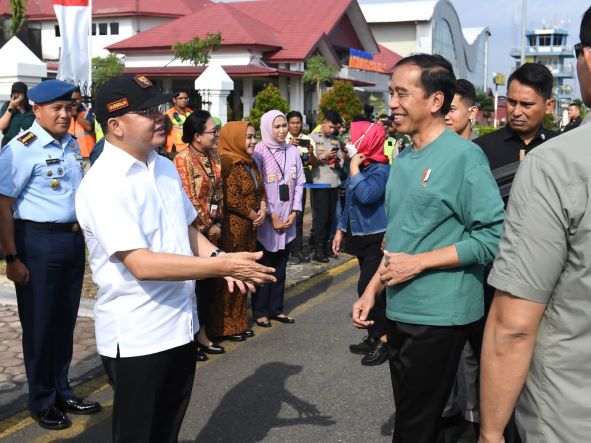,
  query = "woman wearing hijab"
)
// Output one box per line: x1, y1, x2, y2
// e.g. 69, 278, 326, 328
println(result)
332, 121, 390, 366
252, 110, 305, 327
209, 122, 267, 341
